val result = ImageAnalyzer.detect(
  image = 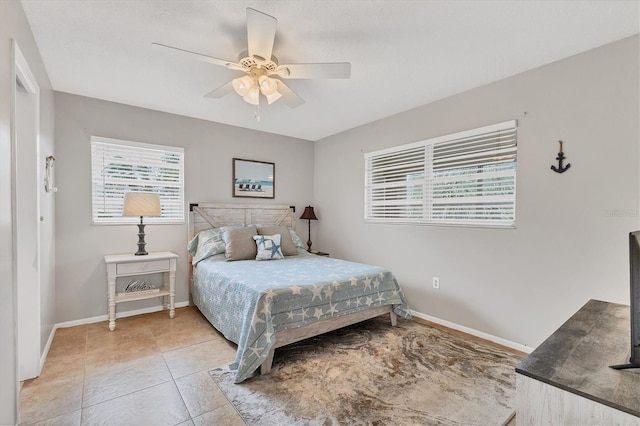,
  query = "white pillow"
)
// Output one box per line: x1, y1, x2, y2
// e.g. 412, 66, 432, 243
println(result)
253, 234, 284, 261
257, 225, 297, 256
